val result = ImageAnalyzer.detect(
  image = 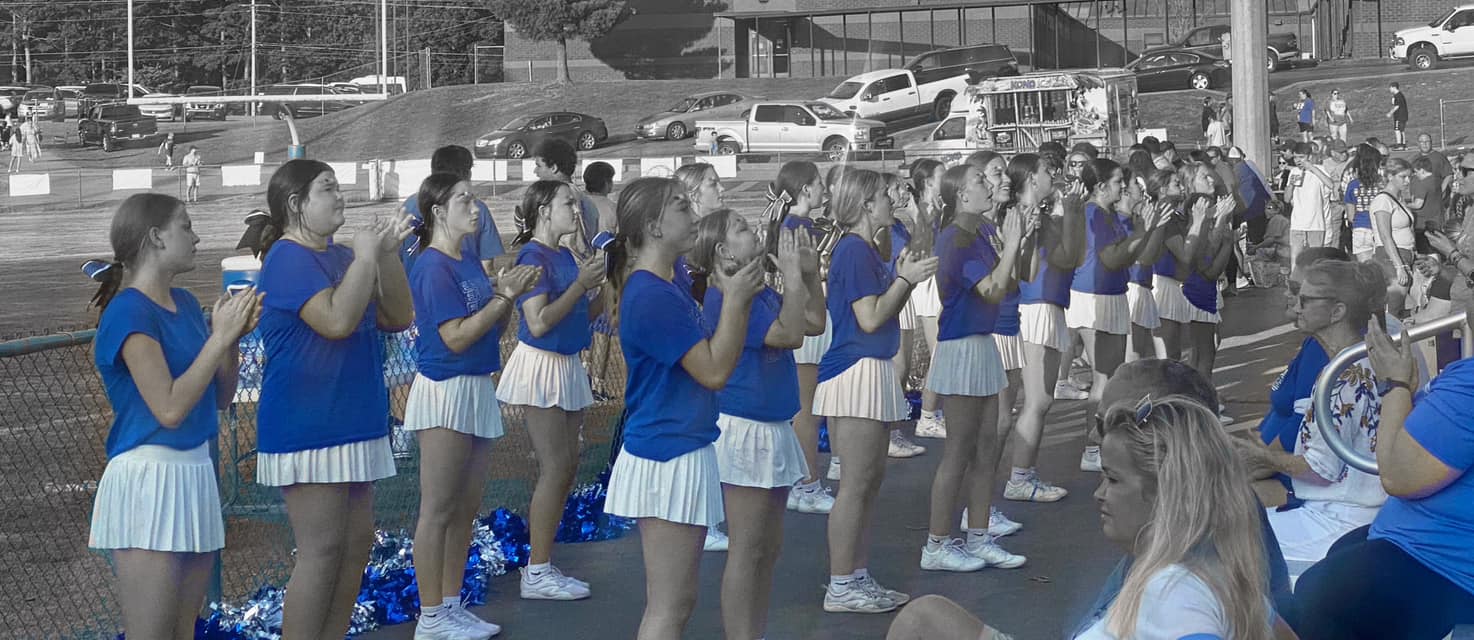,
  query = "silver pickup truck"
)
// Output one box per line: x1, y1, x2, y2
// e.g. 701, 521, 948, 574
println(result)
694, 101, 890, 160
